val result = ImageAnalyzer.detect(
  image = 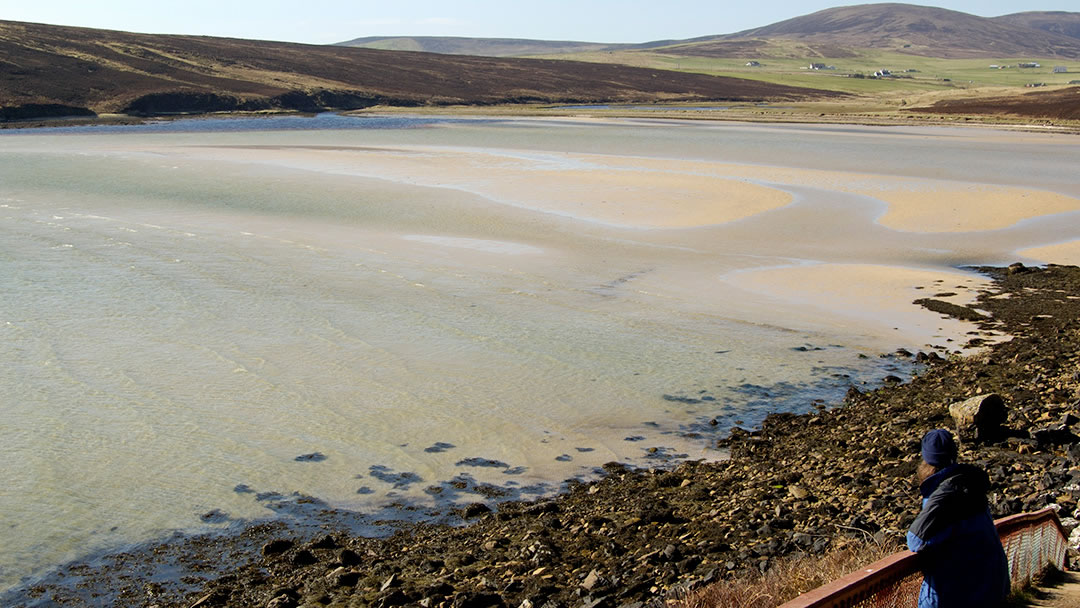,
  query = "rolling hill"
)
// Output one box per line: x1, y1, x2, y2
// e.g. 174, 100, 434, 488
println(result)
335, 5, 1080, 61
993, 11, 1080, 41
335, 36, 627, 57
0, 20, 839, 121
667, 3, 1080, 59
